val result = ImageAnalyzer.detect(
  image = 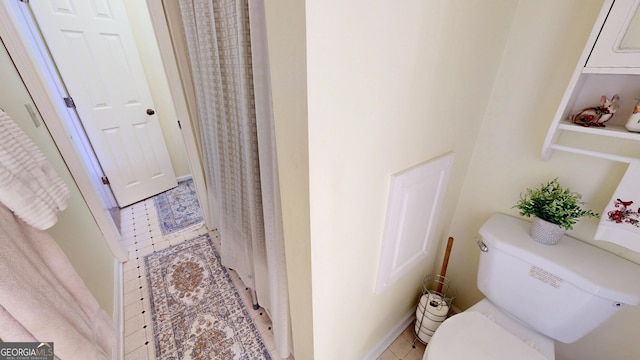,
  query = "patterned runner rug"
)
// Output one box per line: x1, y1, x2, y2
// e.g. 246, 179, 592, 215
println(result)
154, 179, 203, 235
145, 234, 271, 359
